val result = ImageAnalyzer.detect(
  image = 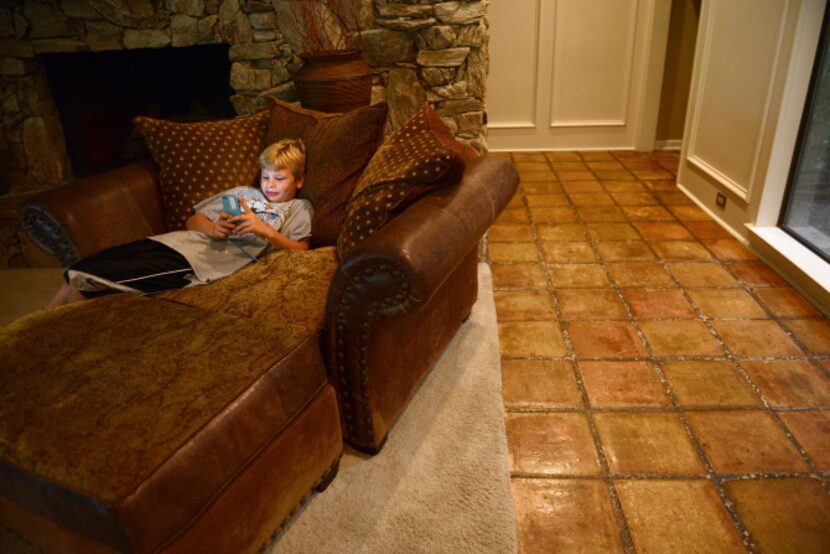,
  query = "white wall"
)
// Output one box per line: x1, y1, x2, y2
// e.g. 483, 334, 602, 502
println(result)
486, 0, 671, 151
678, 0, 829, 311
